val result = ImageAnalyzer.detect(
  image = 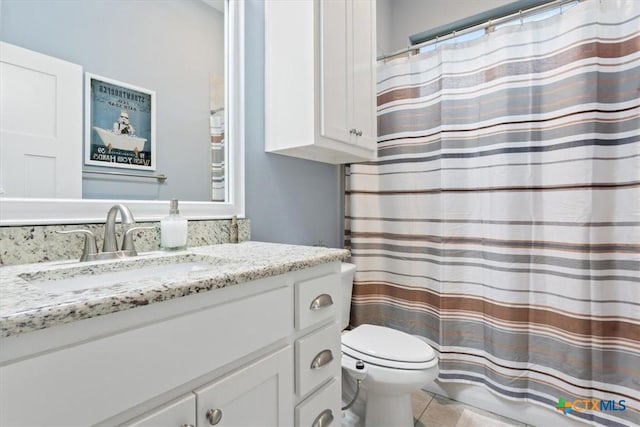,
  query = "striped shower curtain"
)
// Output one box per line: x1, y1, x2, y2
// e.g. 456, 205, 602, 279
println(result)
345, 1, 640, 425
